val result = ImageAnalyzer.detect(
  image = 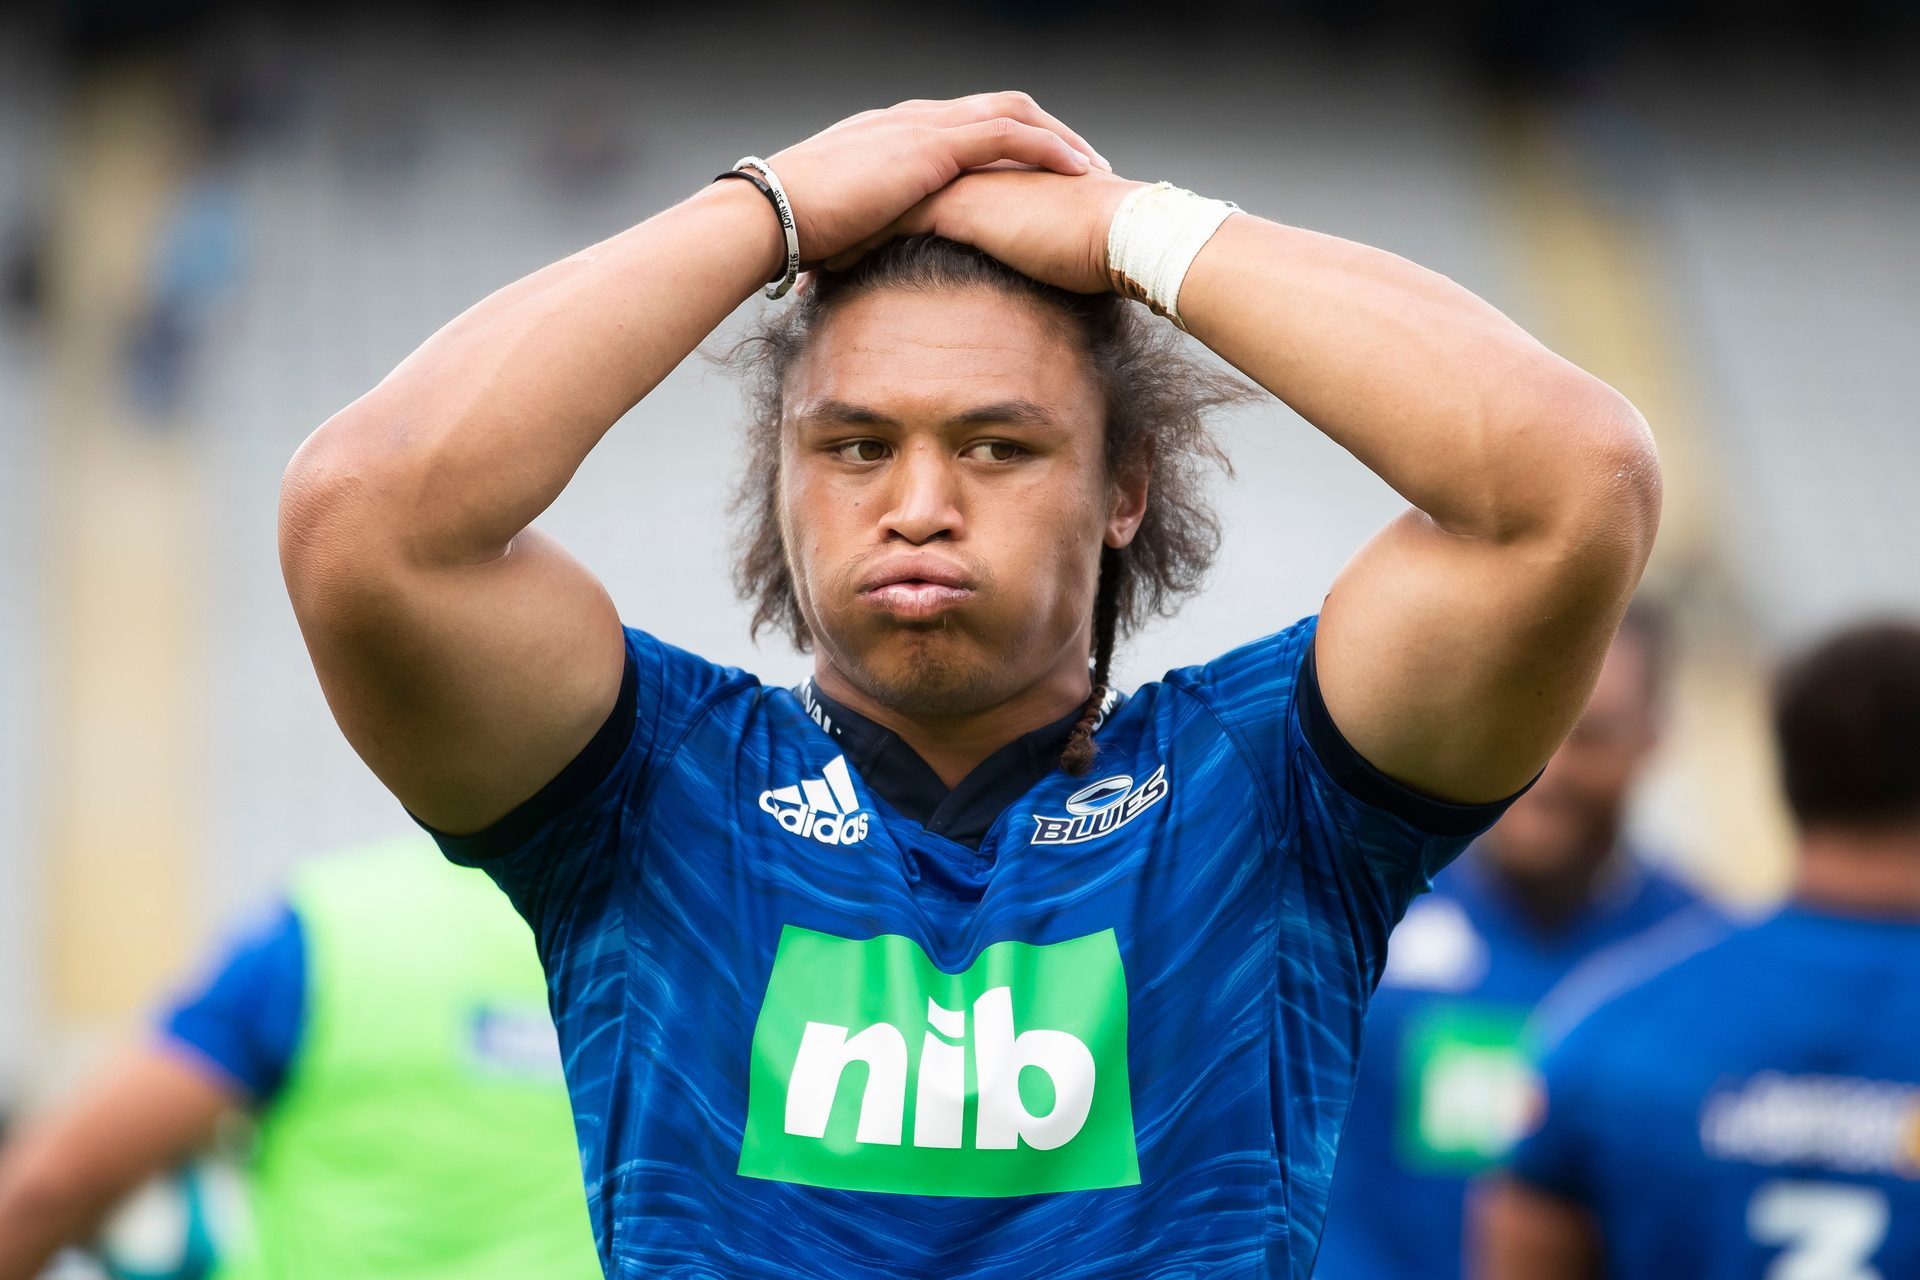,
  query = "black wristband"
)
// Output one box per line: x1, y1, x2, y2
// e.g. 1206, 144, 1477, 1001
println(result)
715, 169, 787, 287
